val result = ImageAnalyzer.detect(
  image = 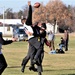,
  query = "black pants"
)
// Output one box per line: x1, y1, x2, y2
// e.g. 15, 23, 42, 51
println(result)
37, 38, 45, 73
37, 50, 44, 72
29, 38, 44, 73
29, 44, 44, 73
0, 54, 7, 75
21, 56, 30, 66
29, 37, 43, 62
21, 38, 44, 73
21, 43, 32, 66
37, 39, 45, 73
21, 38, 42, 66
65, 39, 69, 51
